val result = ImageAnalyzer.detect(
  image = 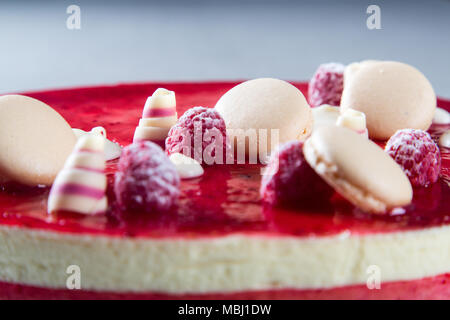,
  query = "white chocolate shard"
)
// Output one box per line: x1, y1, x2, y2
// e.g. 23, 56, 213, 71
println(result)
169, 153, 204, 179
336, 108, 368, 137
433, 107, 450, 125
72, 127, 122, 161
143, 88, 176, 112
440, 130, 450, 148
311, 105, 340, 131
133, 88, 178, 144
133, 126, 170, 142
48, 134, 107, 215
139, 115, 178, 128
